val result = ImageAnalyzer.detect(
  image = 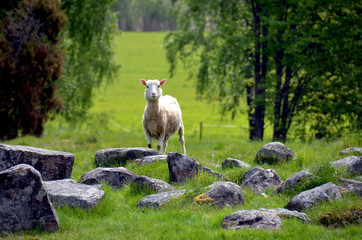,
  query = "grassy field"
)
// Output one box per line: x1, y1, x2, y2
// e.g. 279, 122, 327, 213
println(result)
1, 32, 361, 240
